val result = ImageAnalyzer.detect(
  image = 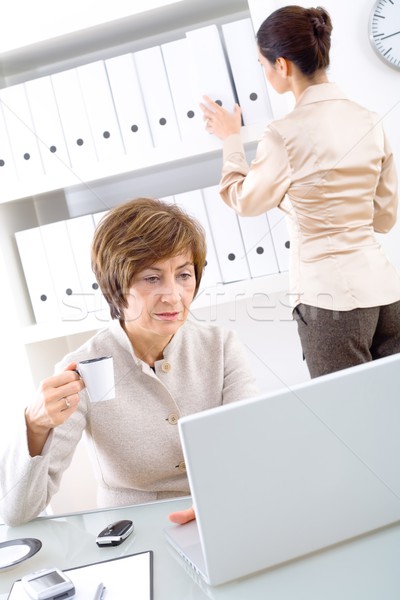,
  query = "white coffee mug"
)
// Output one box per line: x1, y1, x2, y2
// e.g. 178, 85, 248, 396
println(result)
77, 355, 115, 402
